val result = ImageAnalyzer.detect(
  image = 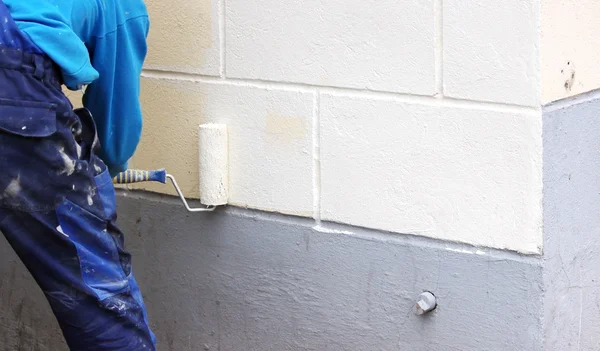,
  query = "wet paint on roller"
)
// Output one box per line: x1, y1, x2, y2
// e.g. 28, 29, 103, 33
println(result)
198, 123, 228, 206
